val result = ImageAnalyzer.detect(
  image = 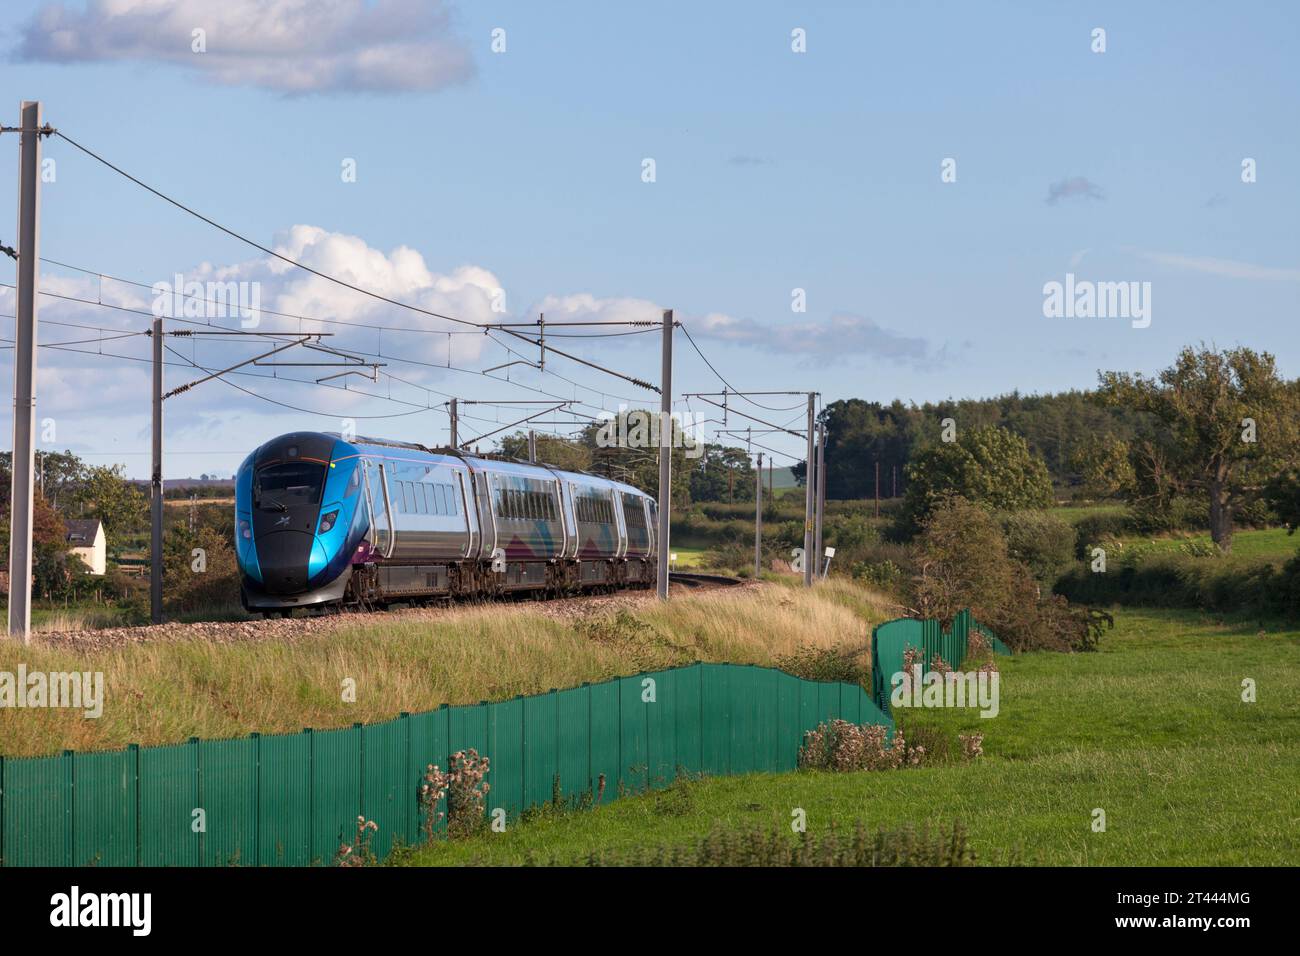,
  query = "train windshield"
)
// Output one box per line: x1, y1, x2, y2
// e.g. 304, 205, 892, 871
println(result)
254, 462, 326, 510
